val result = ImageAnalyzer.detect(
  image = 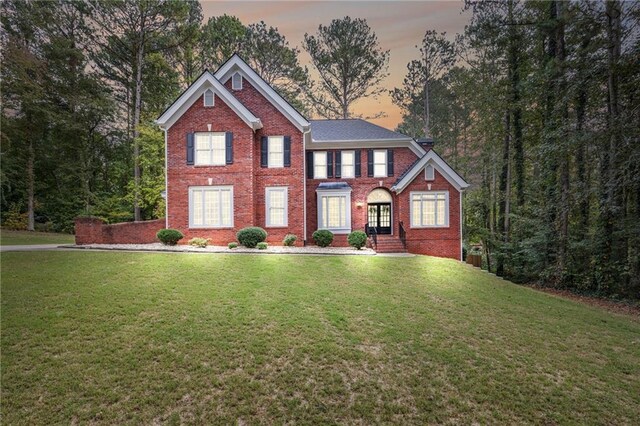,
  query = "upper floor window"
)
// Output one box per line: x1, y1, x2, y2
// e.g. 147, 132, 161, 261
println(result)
195, 132, 225, 166
203, 89, 214, 107
268, 136, 284, 168
410, 191, 449, 228
341, 150, 355, 178
314, 152, 327, 179
373, 150, 387, 177
232, 72, 243, 90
